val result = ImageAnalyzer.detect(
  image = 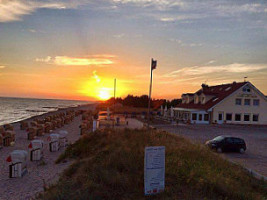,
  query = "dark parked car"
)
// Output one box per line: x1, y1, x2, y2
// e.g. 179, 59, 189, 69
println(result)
205, 136, 246, 153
